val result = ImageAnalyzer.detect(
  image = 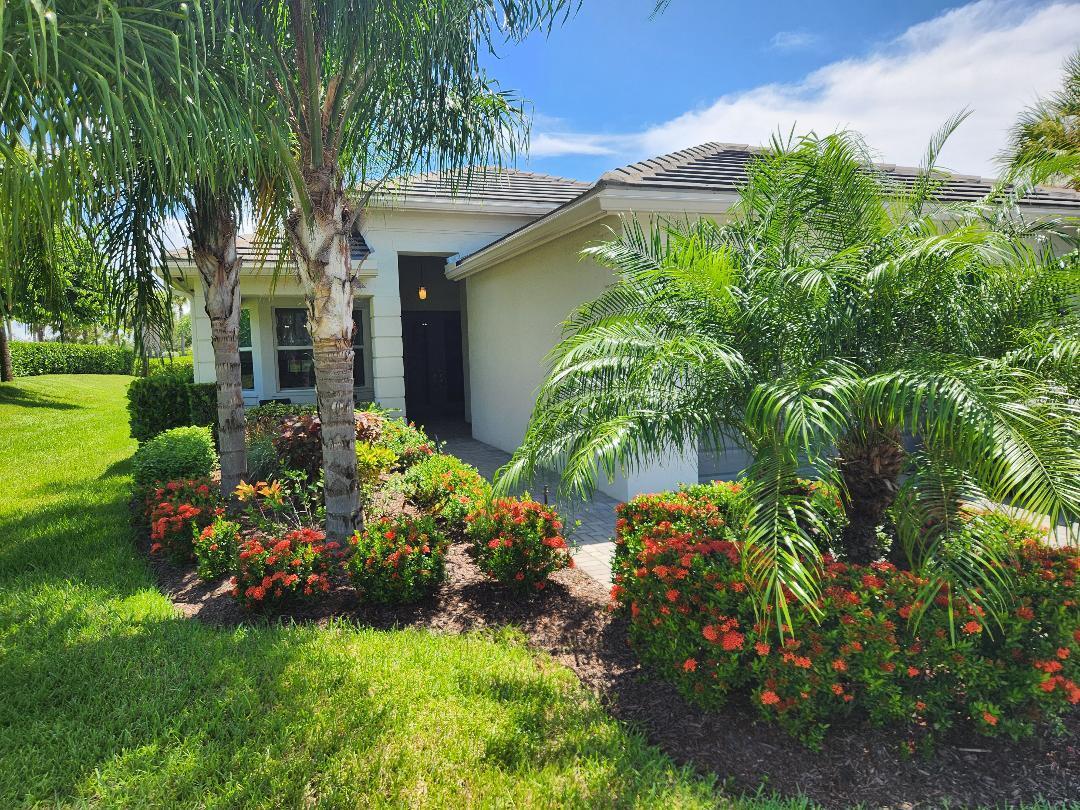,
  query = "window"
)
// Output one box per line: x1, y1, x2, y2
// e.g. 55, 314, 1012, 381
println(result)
274, 307, 367, 390
239, 309, 254, 390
